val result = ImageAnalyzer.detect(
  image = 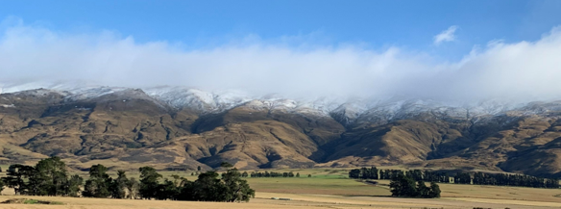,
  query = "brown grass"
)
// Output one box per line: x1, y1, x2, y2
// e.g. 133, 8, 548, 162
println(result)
2, 168, 561, 208
1, 191, 561, 209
